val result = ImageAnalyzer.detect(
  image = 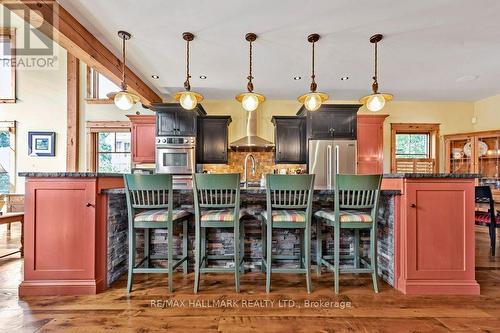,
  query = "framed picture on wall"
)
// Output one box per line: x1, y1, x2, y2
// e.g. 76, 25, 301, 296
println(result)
28, 132, 56, 157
